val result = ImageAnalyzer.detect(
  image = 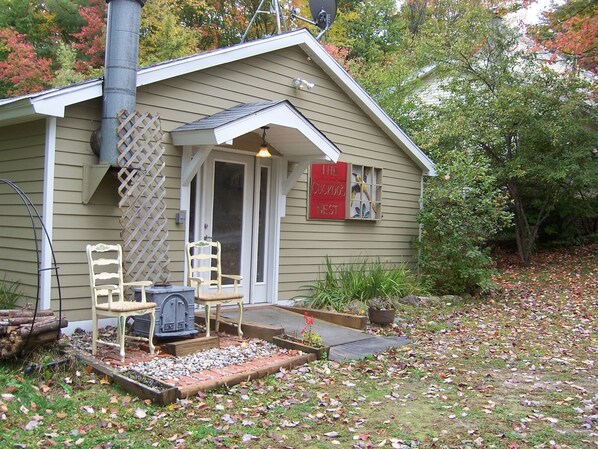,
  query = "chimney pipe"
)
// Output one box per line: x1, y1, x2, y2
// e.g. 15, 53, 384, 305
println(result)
99, 0, 146, 166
